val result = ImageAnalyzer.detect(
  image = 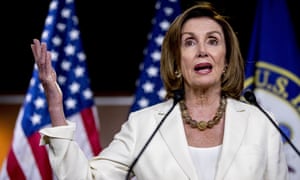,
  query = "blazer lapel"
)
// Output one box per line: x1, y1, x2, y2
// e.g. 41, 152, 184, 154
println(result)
215, 98, 249, 179
156, 100, 198, 180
